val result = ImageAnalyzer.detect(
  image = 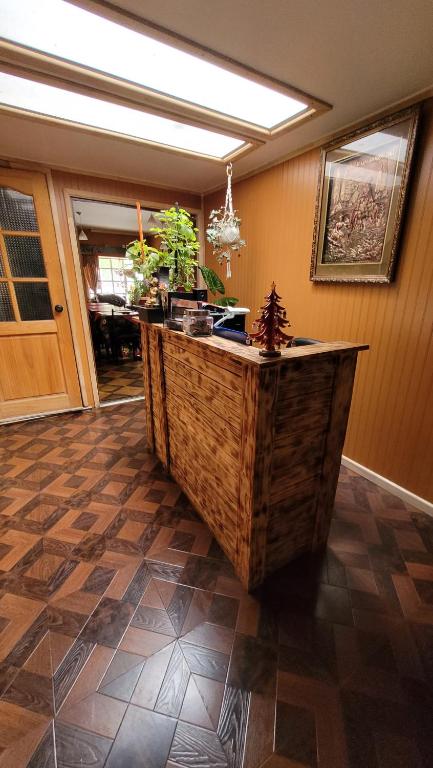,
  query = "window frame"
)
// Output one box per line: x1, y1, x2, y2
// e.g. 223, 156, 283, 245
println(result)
0, 1, 331, 161
96, 254, 133, 301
